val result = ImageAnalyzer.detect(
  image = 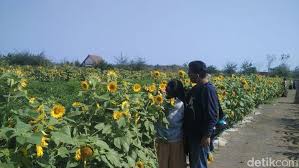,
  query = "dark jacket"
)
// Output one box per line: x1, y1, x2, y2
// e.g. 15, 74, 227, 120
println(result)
184, 82, 219, 139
